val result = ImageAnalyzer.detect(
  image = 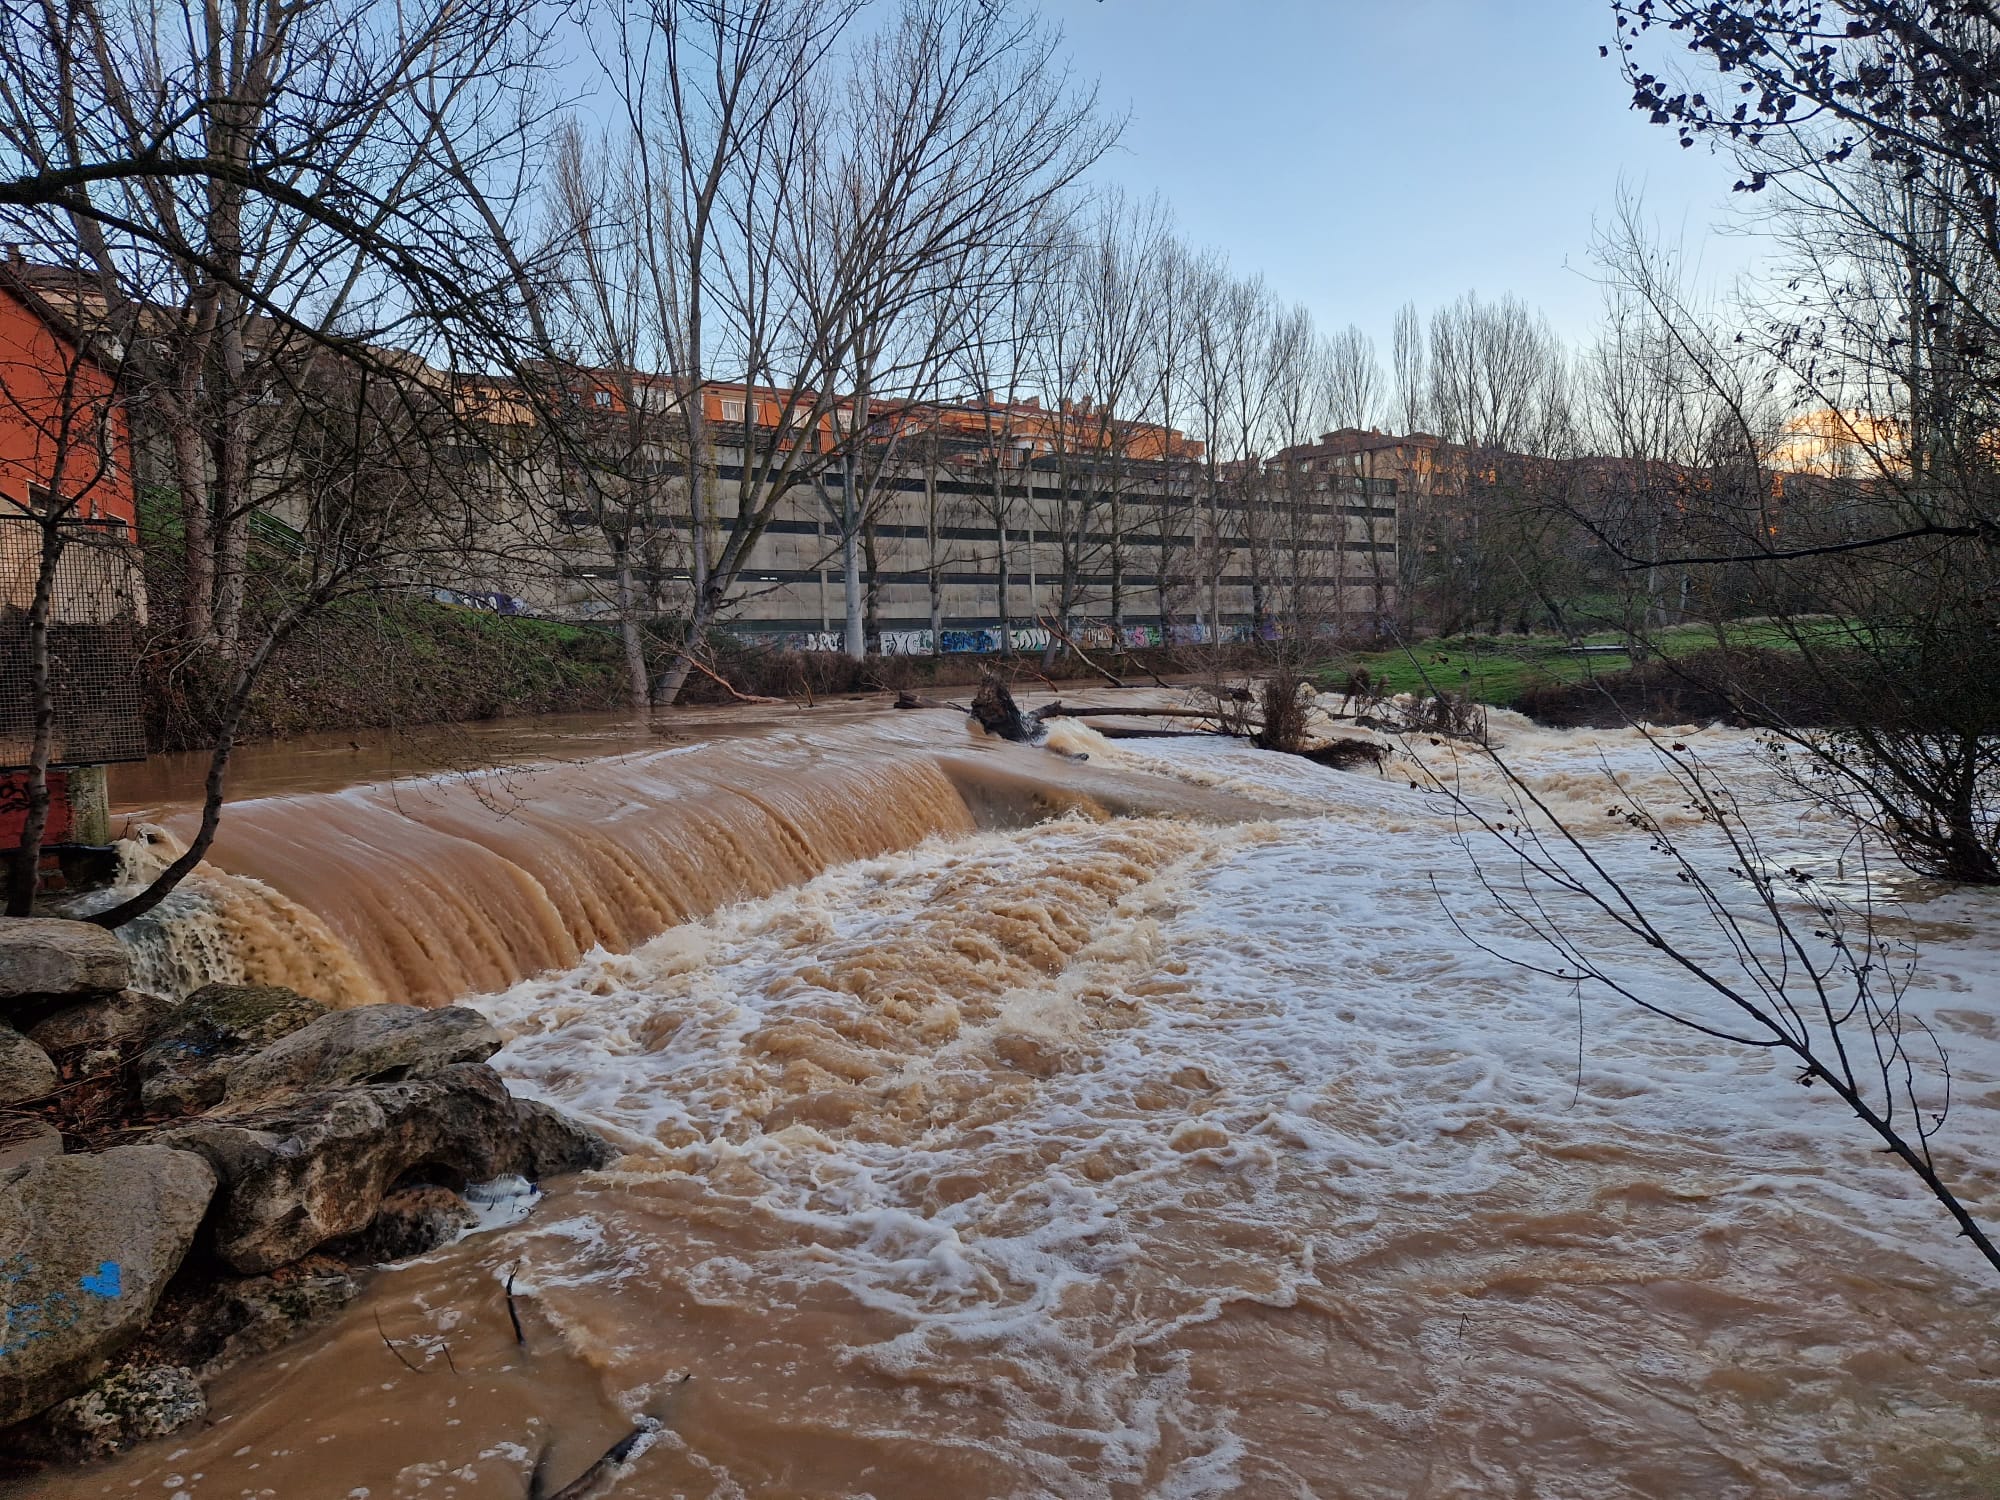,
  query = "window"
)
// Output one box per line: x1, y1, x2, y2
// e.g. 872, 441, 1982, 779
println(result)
722, 399, 746, 423
593, 390, 612, 409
